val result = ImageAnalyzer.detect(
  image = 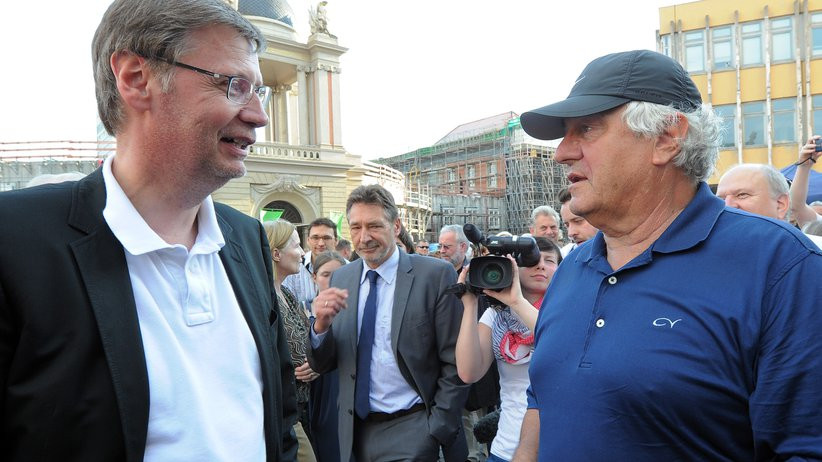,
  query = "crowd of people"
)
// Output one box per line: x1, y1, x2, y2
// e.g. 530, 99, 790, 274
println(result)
1, 0, 821, 461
